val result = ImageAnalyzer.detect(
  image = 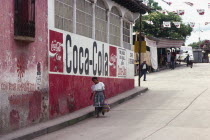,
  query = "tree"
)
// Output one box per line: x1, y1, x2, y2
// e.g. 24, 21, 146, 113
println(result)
147, 0, 162, 11
189, 41, 203, 48
189, 40, 210, 48
134, 1, 193, 40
